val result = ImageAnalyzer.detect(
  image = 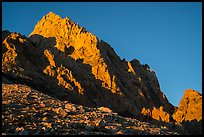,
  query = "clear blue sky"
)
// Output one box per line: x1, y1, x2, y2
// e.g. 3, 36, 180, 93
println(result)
2, 2, 202, 106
